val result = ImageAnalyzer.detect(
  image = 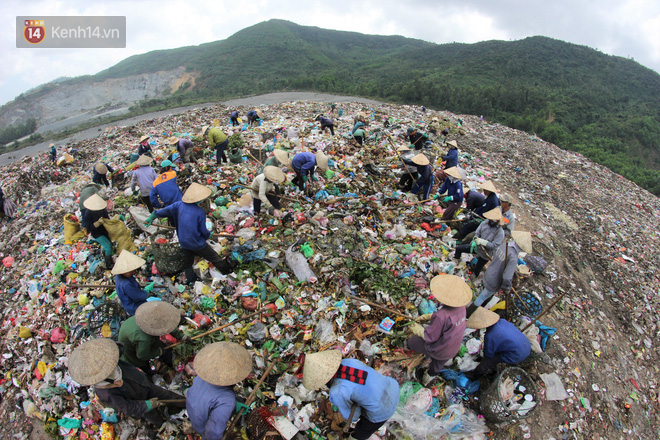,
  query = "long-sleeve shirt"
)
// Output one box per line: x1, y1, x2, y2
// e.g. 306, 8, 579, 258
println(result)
465, 190, 485, 211
186, 377, 236, 440
92, 164, 114, 185
130, 166, 157, 197
402, 158, 432, 186
483, 241, 520, 293
441, 148, 459, 168
150, 171, 182, 209
247, 110, 257, 118
81, 208, 110, 239
399, 151, 417, 173
318, 116, 333, 127
474, 192, 500, 217
118, 316, 163, 370
208, 128, 228, 147
137, 143, 151, 156
95, 361, 184, 419
250, 174, 277, 205
352, 121, 365, 134
176, 139, 194, 157
155, 201, 209, 251
484, 319, 531, 364
230, 111, 239, 118
291, 152, 317, 177
409, 132, 429, 150
424, 306, 466, 362
259, 156, 280, 174
329, 359, 400, 424
502, 209, 516, 236
114, 274, 148, 316
438, 178, 464, 203
353, 128, 366, 138
474, 221, 505, 260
